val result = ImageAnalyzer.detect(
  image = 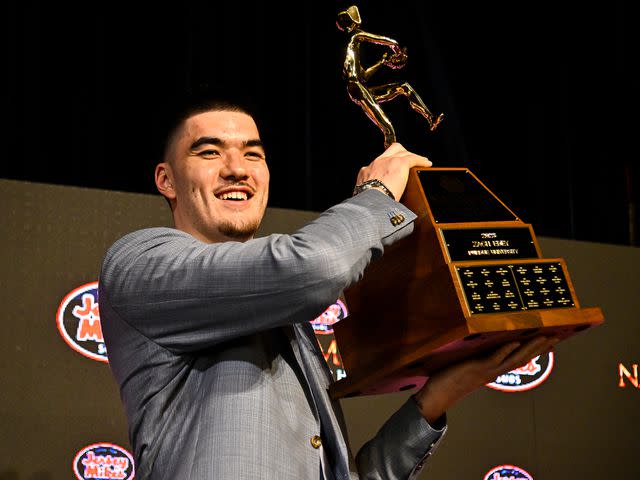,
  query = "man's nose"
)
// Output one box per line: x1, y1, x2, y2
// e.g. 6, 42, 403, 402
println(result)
220, 150, 248, 180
